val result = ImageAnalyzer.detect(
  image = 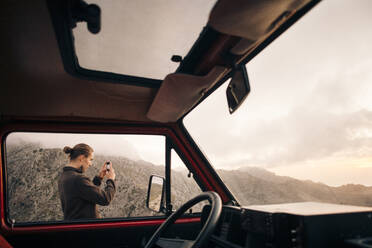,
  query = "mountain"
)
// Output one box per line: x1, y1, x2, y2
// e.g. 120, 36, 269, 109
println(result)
238, 166, 289, 183
5, 142, 202, 223
217, 167, 372, 206
5, 143, 372, 224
